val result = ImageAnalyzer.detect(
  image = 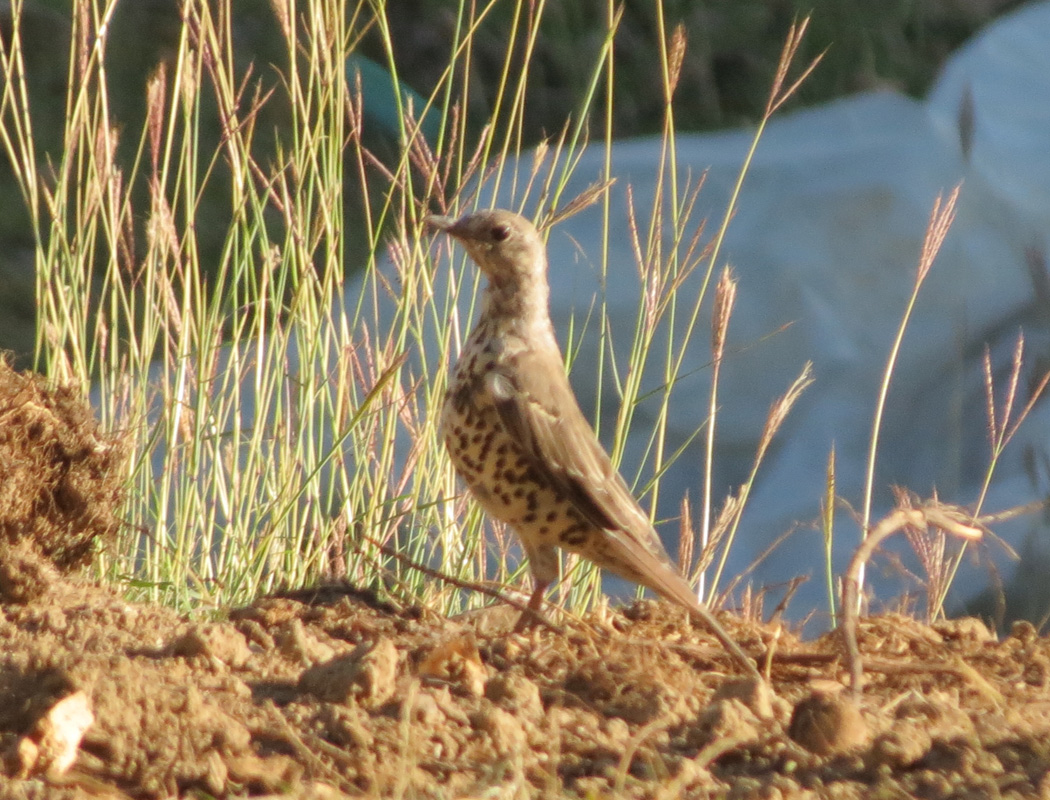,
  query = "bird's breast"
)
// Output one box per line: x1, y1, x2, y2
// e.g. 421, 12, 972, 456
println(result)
441, 340, 592, 547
